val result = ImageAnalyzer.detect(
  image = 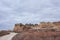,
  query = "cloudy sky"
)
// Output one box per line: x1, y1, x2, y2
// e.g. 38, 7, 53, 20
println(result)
0, 0, 60, 30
